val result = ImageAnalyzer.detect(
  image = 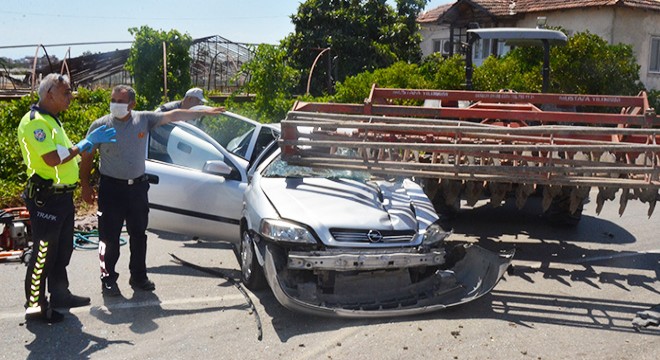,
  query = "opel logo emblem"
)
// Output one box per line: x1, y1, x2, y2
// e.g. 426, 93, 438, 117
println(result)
367, 230, 383, 243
